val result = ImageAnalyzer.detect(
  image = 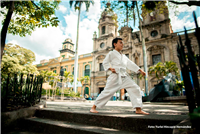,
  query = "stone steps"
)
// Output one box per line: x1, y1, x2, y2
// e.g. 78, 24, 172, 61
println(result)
24, 117, 135, 134
22, 109, 188, 134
